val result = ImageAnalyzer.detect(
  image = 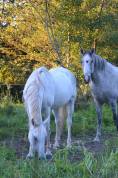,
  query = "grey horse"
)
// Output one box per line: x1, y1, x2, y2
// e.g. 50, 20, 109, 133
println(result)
80, 48, 118, 142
